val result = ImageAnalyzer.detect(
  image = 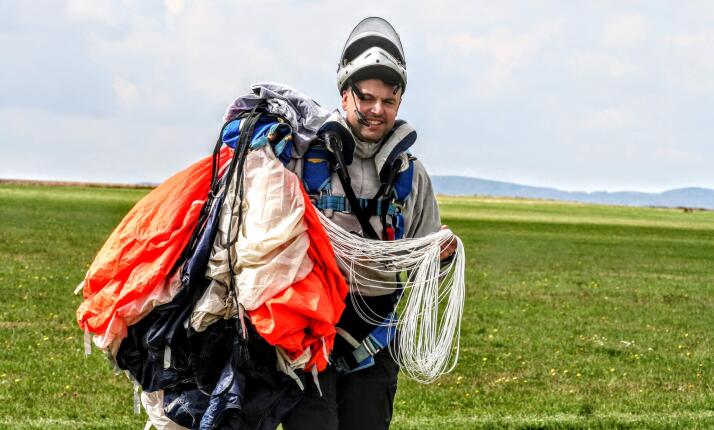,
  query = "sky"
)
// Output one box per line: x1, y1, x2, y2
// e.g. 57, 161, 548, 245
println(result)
1, 0, 712, 192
